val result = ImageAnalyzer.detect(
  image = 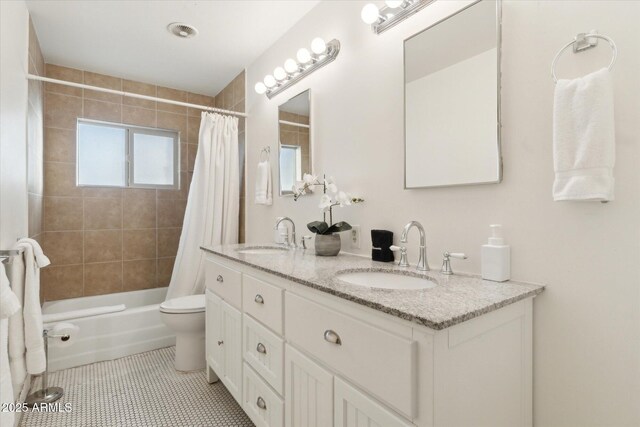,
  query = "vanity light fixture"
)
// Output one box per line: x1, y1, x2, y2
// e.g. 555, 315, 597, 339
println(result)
254, 37, 341, 99
361, 0, 435, 34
